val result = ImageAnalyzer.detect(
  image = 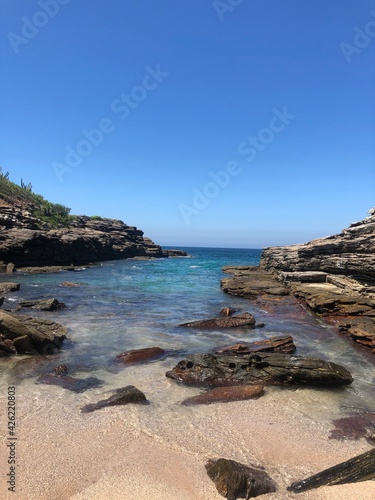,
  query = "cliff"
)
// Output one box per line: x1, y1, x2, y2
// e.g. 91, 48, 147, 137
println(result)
261, 208, 375, 281
0, 175, 186, 268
